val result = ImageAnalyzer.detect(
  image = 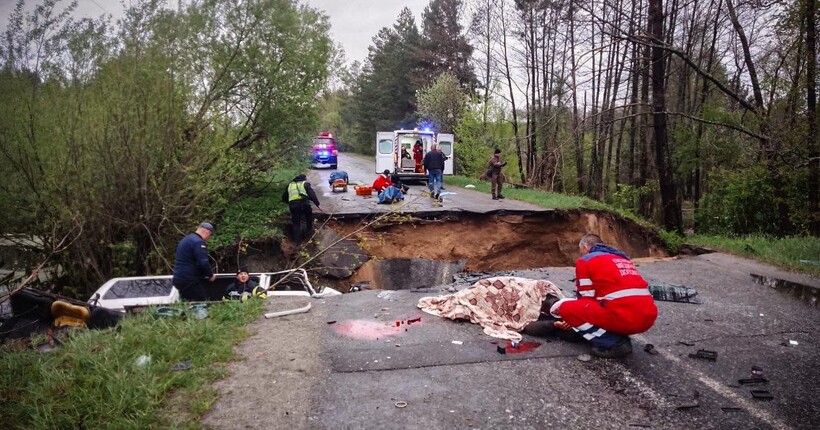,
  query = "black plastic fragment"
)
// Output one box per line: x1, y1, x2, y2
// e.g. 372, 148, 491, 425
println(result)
644, 343, 660, 355
750, 390, 774, 400
738, 378, 768, 385
721, 407, 744, 412
688, 349, 717, 361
